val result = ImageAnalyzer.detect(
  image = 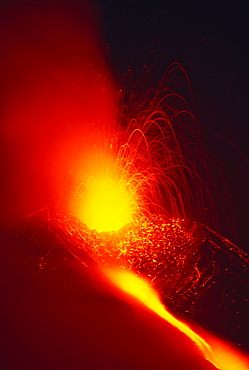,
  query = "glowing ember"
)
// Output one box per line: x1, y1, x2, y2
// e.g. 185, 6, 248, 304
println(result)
52, 210, 249, 322
104, 269, 249, 370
